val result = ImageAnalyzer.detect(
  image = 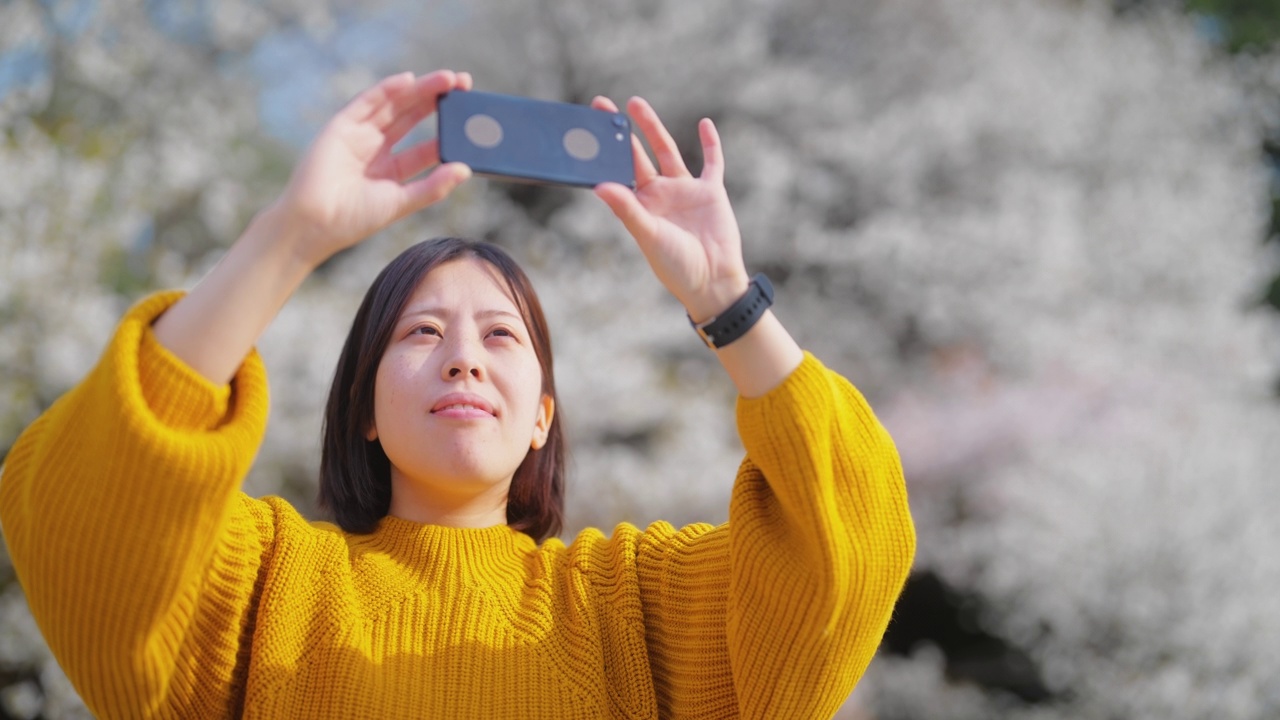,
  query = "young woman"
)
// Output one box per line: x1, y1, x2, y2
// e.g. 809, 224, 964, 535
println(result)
0, 70, 915, 718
